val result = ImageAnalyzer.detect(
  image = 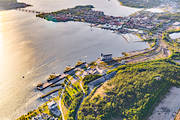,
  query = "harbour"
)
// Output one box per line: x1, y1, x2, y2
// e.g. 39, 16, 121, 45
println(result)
0, 0, 148, 119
